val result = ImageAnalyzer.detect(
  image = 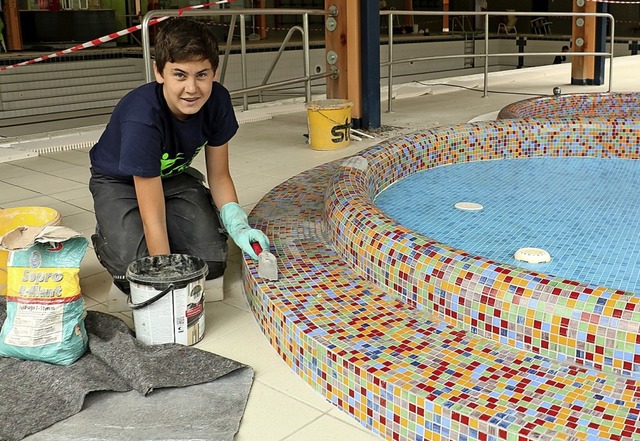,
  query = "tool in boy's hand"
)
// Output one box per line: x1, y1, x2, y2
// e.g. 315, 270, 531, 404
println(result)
251, 242, 278, 281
